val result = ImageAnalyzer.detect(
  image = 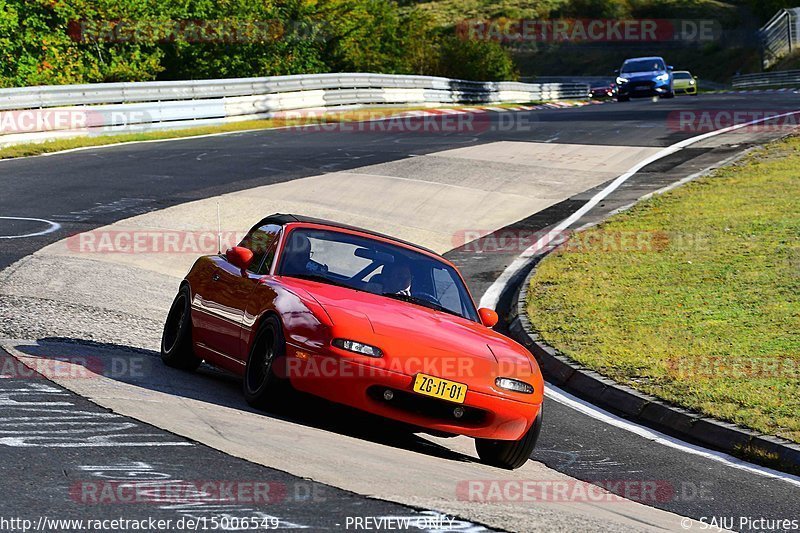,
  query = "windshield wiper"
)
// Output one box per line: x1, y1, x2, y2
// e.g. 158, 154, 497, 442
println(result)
290, 273, 351, 289
289, 273, 373, 294
381, 292, 462, 318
